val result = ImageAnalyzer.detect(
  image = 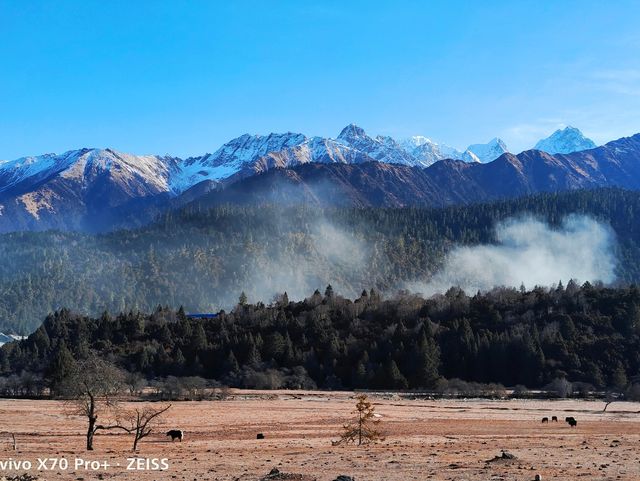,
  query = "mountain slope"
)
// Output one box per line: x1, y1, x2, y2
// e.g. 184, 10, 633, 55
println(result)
0, 149, 183, 231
